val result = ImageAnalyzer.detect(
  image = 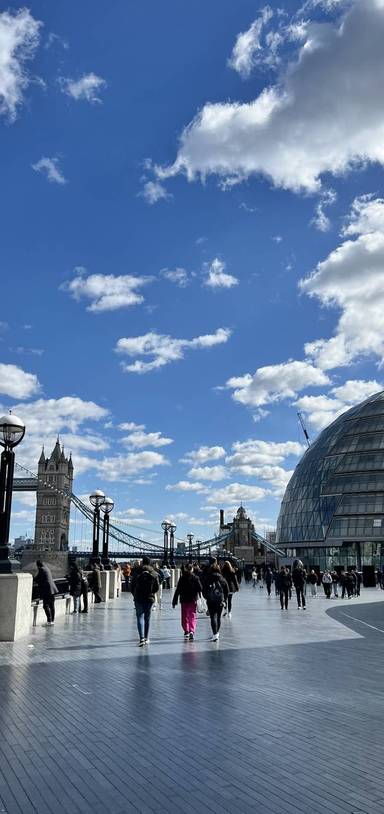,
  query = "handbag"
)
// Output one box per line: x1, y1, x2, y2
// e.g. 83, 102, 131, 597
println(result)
197, 595, 207, 614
